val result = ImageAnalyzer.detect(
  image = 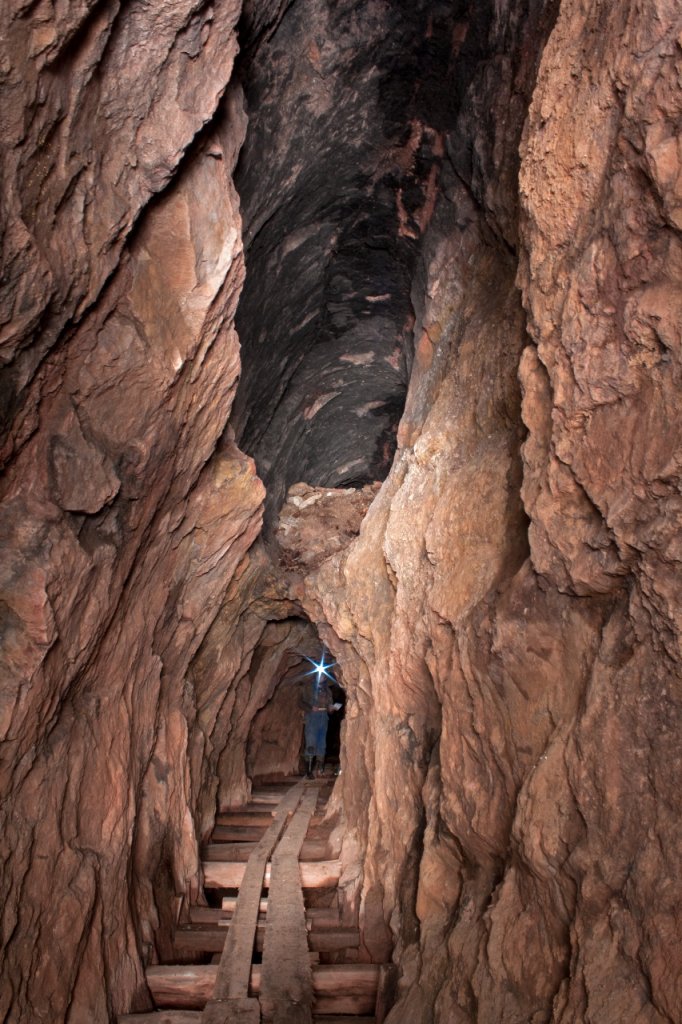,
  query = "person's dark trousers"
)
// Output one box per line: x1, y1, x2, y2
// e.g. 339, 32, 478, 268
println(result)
304, 710, 329, 763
